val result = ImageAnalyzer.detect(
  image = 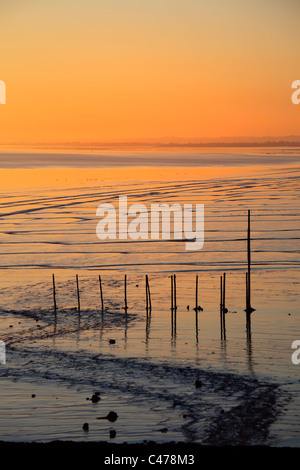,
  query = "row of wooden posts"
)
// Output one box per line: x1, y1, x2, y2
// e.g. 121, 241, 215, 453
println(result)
52, 271, 230, 314
51, 210, 254, 322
